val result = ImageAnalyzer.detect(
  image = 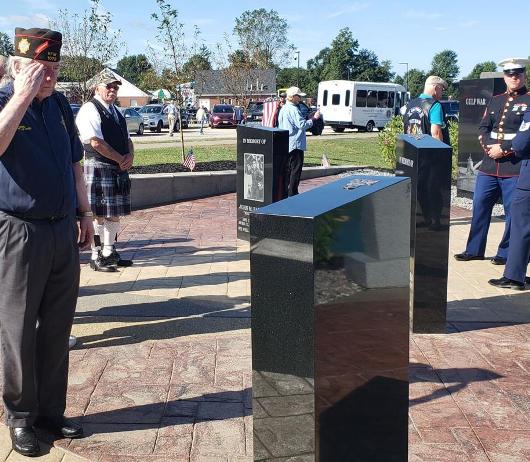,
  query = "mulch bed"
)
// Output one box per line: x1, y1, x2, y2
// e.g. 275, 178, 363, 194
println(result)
130, 161, 321, 174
